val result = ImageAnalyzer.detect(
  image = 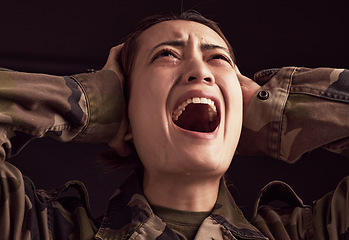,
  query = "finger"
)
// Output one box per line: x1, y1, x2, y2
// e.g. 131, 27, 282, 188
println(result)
236, 73, 253, 86
103, 44, 123, 68
236, 73, 261, 109
102, 44, 125, 85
